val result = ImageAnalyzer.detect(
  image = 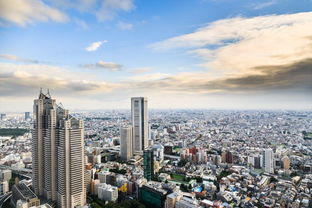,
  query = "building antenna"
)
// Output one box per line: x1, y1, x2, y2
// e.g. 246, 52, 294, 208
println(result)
47, 89, 51, 98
